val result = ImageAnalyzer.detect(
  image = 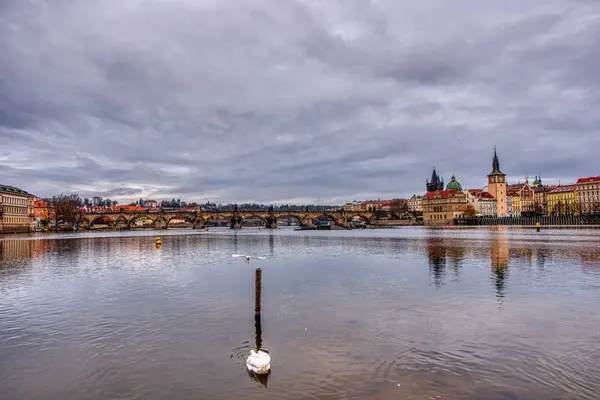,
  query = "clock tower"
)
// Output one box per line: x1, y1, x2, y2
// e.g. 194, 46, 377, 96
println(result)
487, 146, 508, 216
